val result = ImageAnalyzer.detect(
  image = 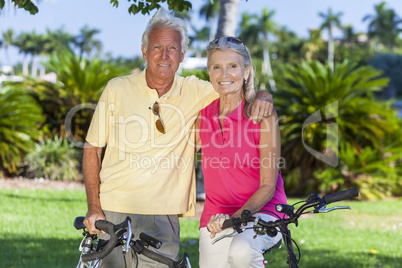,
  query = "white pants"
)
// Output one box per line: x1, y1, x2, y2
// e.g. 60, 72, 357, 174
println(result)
199, 213, 281, 268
